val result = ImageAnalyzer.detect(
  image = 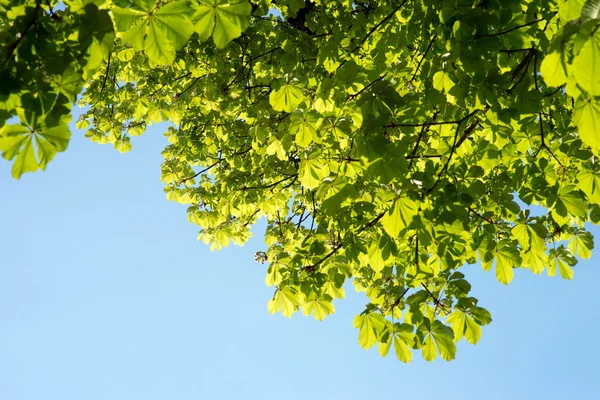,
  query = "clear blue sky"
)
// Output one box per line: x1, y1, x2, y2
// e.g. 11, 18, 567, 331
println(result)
1, 118, 599, 400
